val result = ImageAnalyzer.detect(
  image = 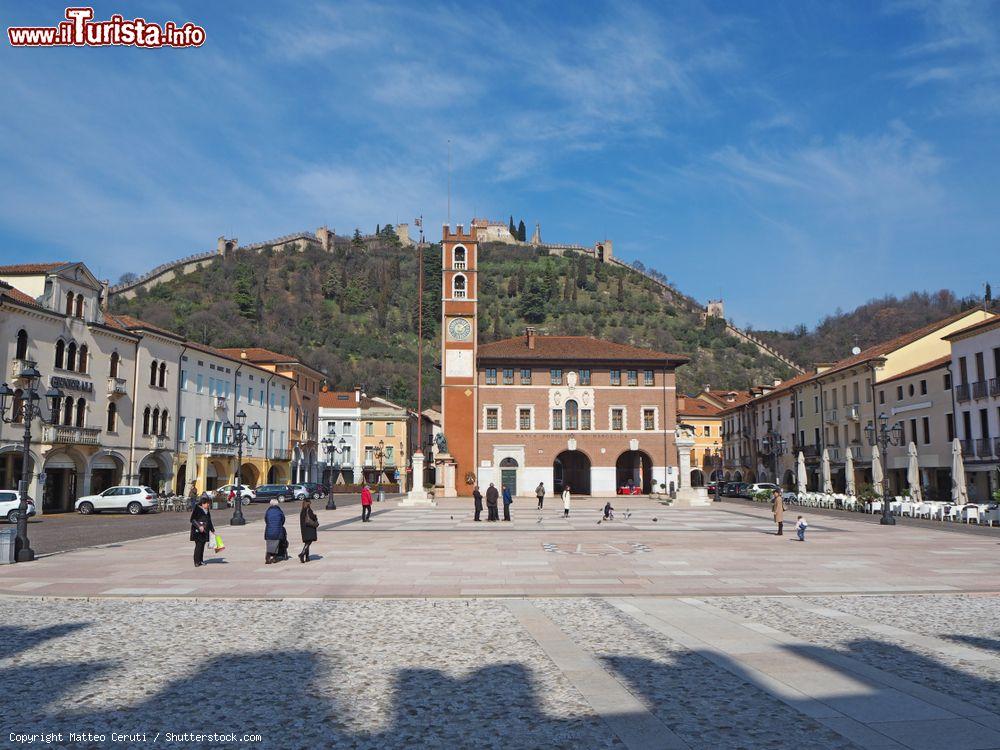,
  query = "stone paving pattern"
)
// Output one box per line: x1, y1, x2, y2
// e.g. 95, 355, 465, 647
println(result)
5, 500, 1000, 599
5, 500, 1000, 749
